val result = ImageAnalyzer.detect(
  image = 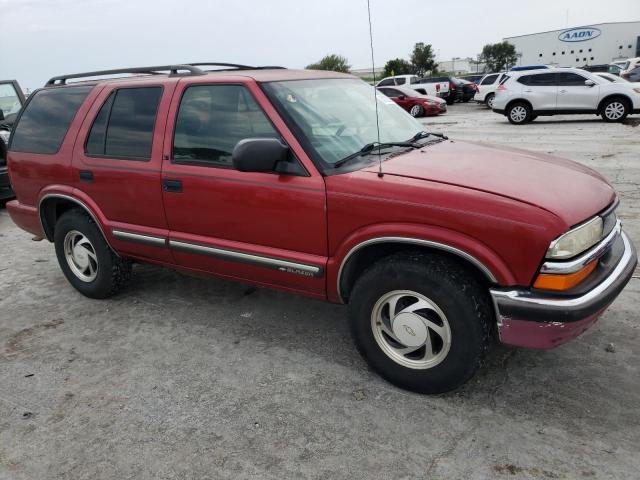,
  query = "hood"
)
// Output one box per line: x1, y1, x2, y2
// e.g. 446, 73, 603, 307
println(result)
363, 140, 615, 227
